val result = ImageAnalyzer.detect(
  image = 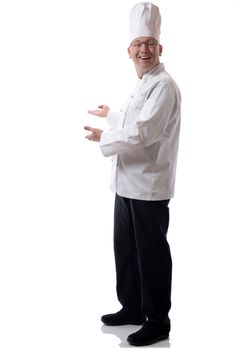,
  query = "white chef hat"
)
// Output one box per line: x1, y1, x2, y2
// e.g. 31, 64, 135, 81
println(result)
129, 2, 161, 44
